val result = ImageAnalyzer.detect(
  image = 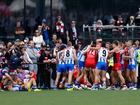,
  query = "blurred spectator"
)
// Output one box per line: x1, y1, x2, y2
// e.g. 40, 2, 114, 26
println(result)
38, 25, 42, 33
127, 16, 135, 26
116, 16, 126, 40
23, 37, 29, 48
67, 21, 79, 45
9, 45, 22, 70
116, 16, 124, 30
135, 40, 140, 49
42, 19, 51, 45
50, 33, 58, 48
33, 29, 45, 50
55, 16, 67, 44
21, 47, 32, 69
41, 45, 54, 88
15, 20, 25, 40
37, 45, 47, 88
26, 40, 40, 74
24, 20, 31, 37
96, 20, 103, 37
